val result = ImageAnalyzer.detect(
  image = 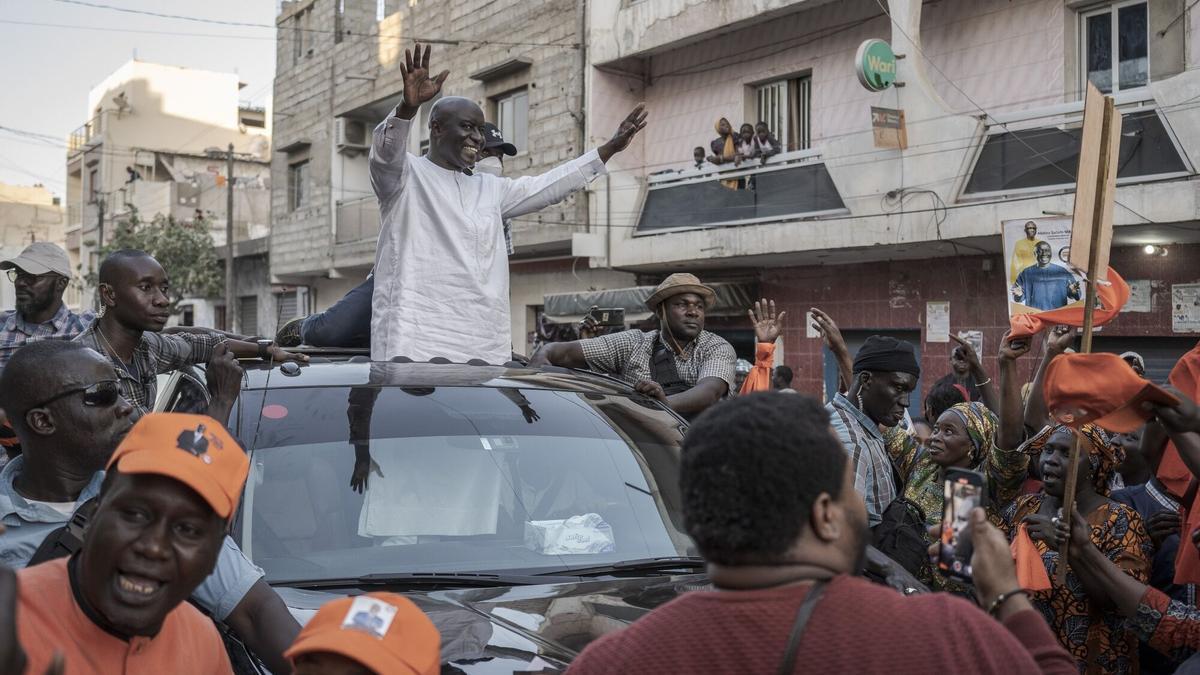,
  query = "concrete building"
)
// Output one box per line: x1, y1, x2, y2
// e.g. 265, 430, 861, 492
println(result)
579, 0, 1200, 402
271, 0, 634, 354
0, 184, 67, 311
65, 60, 276, 334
